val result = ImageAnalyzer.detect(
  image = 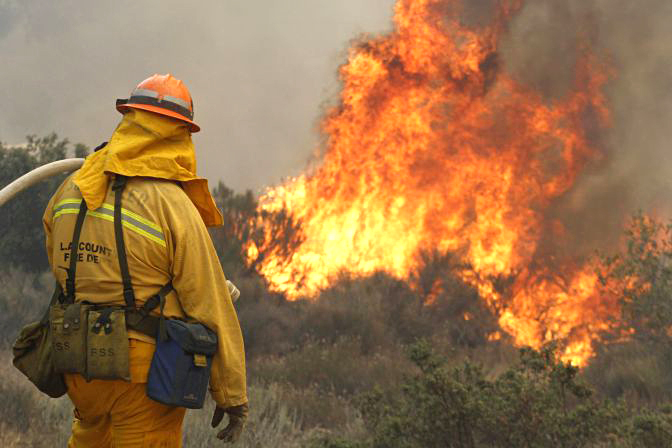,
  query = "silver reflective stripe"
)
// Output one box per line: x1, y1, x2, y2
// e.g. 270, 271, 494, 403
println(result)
162, 94, 191, 111
53, 202, 80, 216
88, 207, 165, 243
52, 200, 166, 247
131, 89, 192, 112
132, 88, 159, 98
